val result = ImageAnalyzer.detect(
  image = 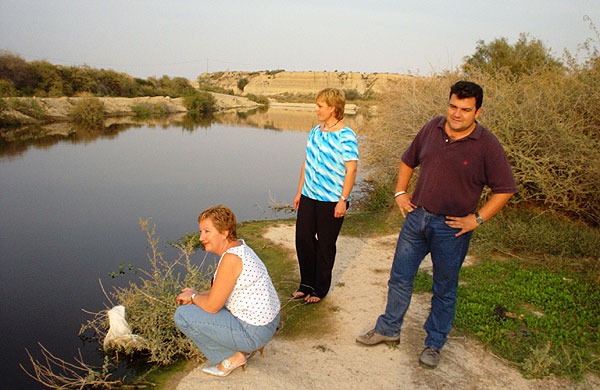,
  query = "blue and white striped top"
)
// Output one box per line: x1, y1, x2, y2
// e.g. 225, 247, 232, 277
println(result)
302, 125, 359, 202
